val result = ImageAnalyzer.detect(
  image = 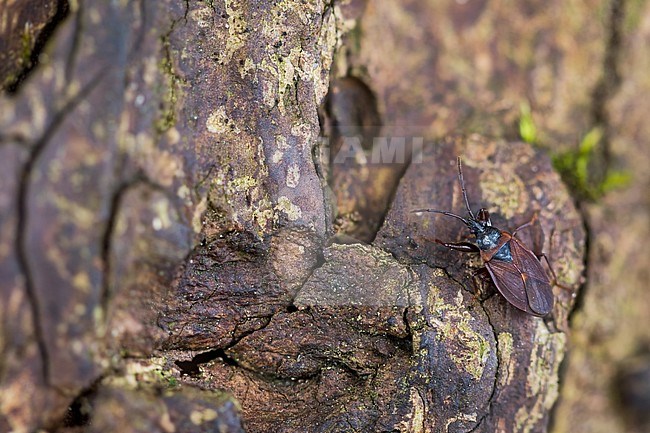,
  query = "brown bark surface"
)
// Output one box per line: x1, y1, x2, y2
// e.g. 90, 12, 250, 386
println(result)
0, 1, 647, 433
552, 2, 650, 433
